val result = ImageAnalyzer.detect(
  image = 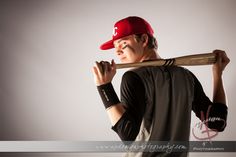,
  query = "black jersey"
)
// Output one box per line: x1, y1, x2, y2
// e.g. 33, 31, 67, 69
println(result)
112, 66, 228, 157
